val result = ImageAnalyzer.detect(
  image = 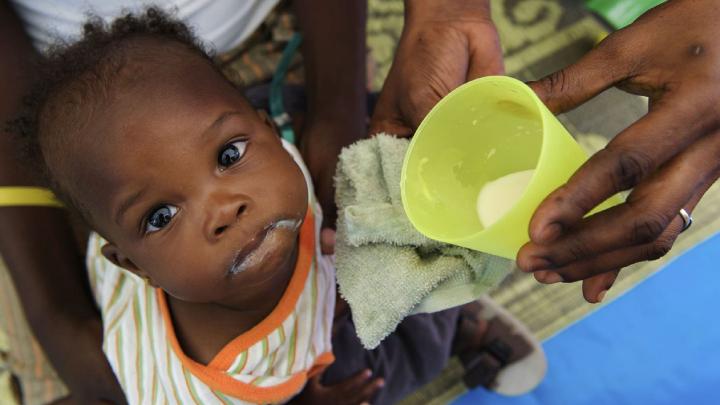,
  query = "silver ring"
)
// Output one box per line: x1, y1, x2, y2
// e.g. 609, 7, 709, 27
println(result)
679, 208, 693, 233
